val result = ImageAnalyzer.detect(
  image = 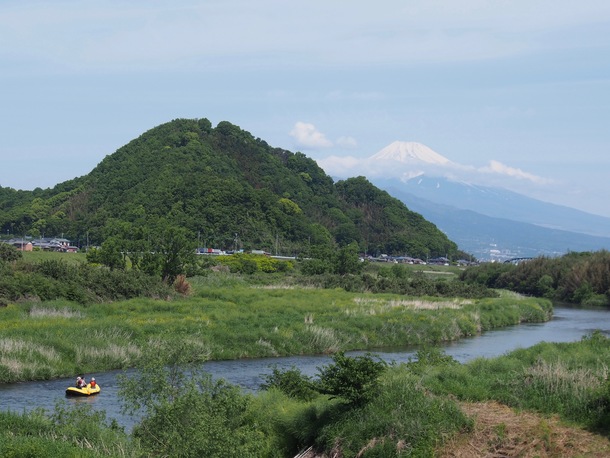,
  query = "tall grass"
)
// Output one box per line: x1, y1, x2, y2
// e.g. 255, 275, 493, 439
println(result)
416, 331, 610, 429
0, 280, 552, 382
0, 404, 134, 457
